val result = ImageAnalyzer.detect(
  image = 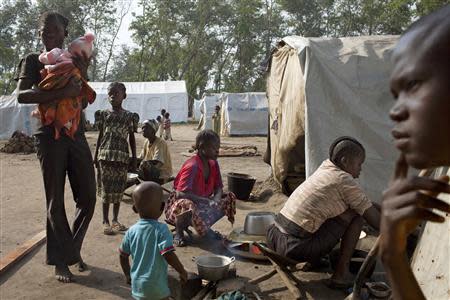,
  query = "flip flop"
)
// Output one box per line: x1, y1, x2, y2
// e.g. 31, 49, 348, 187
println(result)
324, 278, 353, 290
173, 235, 188, 247
103, 223, 115, 235
112, 221, 128, 232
